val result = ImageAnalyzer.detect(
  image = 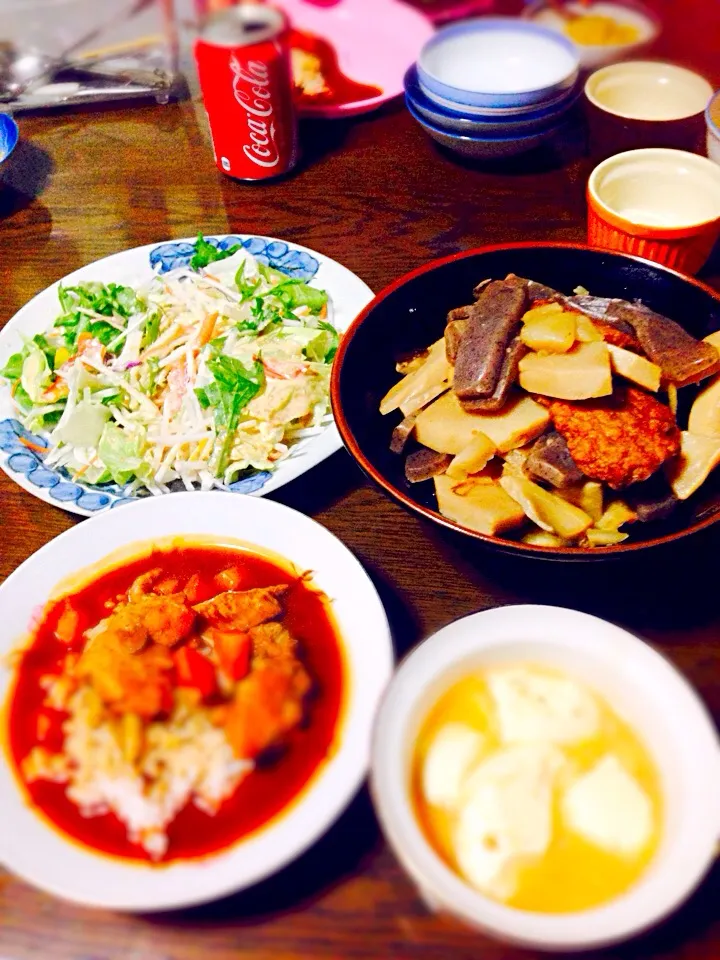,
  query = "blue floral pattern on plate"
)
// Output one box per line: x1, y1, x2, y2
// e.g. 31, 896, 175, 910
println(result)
149, 235, 320, 281
0, 236, 316, 513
